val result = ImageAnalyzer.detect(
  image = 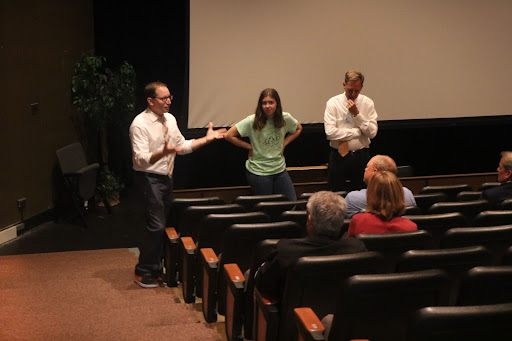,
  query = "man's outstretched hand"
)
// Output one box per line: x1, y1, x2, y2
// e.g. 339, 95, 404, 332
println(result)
206, 122, 227, 142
